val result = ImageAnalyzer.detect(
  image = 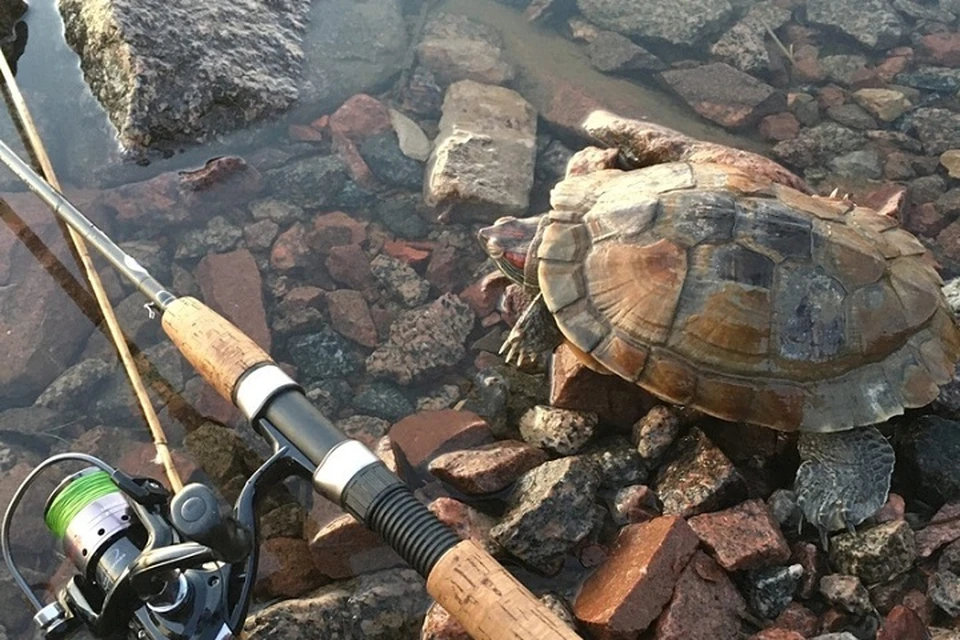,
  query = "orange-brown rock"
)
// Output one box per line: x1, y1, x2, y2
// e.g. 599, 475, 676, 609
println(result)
308, 513, 404, 579
389, 410, 494, 469
688, 499, 791, 571
573, 516, 699, 639
256, 537, 328, 598
653, 551, 746, 640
